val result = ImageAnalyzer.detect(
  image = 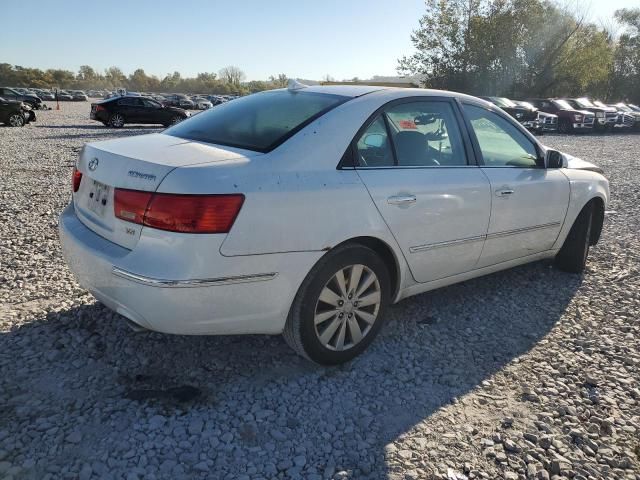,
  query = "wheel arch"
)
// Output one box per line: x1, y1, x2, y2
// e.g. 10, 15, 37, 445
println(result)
329, 235, 402, 301
588, 196, 605, 245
